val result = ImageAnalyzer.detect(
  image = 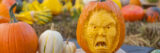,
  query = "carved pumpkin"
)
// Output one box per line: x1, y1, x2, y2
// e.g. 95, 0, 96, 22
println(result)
121, 5, 144, 21
76, 0, 125, 53
146, 7, 160, 22
39, 23, 64, 53
0, 3, 38, 53
63, 41, 77, 53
